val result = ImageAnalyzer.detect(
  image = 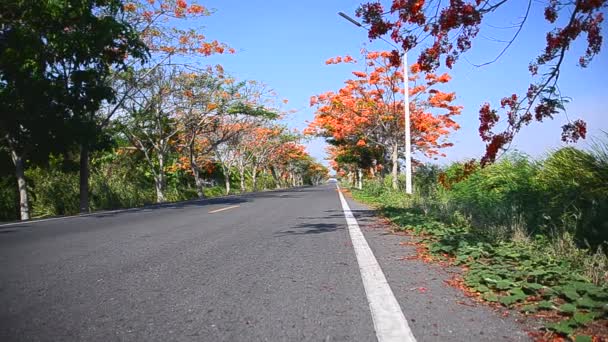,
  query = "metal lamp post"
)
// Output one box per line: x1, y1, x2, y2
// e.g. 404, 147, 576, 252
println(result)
338, 12, 413, 194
